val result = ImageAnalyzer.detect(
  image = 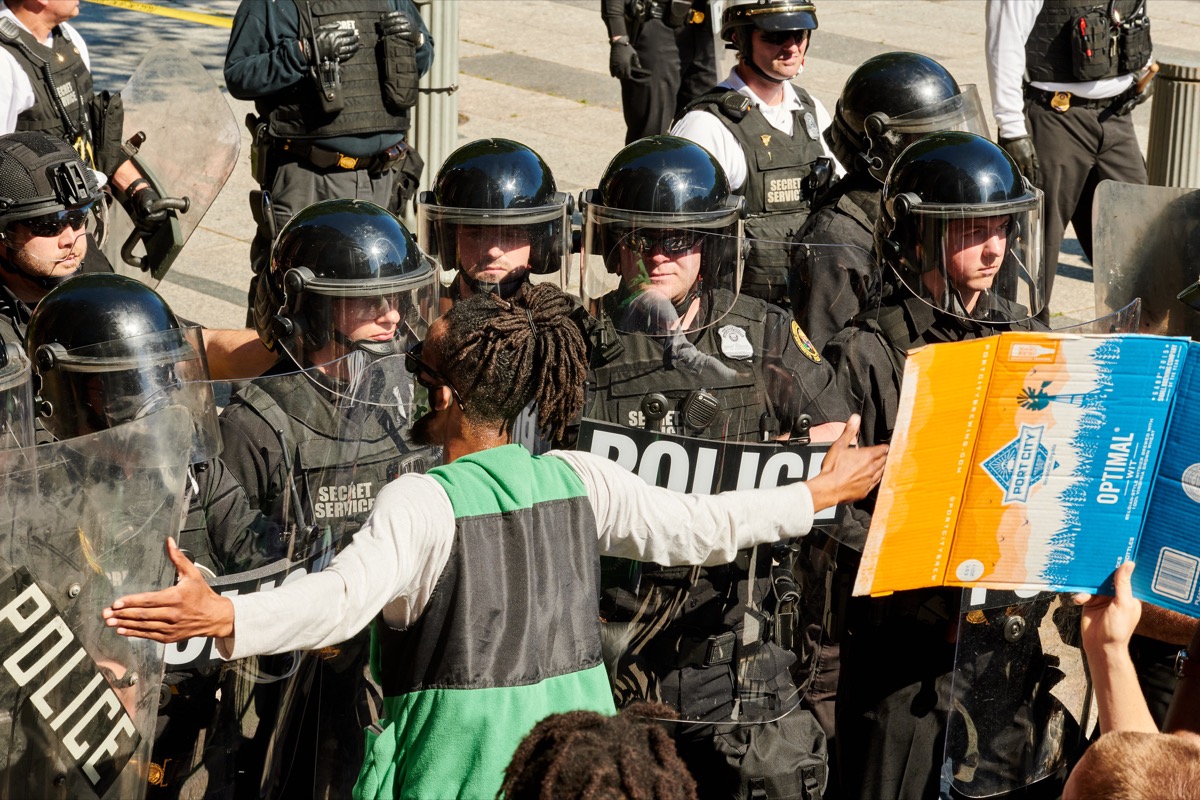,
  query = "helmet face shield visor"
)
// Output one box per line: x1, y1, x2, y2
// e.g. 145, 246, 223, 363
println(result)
417, 195, 571, 299
35, 325, 221, 461
890, 194, 1046, 324
580, 194, 744, 337
865, 85, 990, 181
0, 344, 34, 452
279, 268, 439, 371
